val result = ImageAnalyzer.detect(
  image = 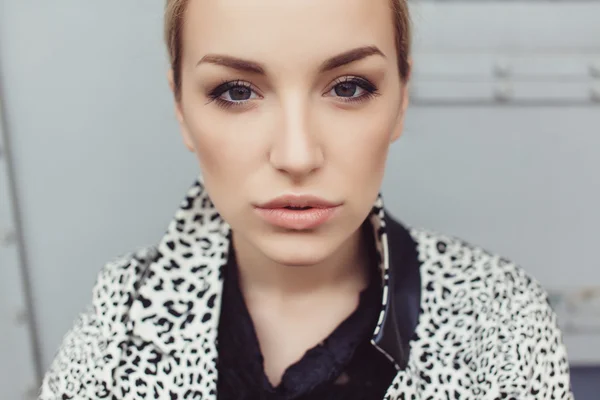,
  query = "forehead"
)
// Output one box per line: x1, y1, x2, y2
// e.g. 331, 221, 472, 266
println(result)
182, 0, 396, 70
